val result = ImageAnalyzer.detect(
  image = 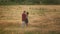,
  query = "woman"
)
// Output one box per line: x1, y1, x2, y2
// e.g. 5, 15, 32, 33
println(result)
25, 12, 29, 26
